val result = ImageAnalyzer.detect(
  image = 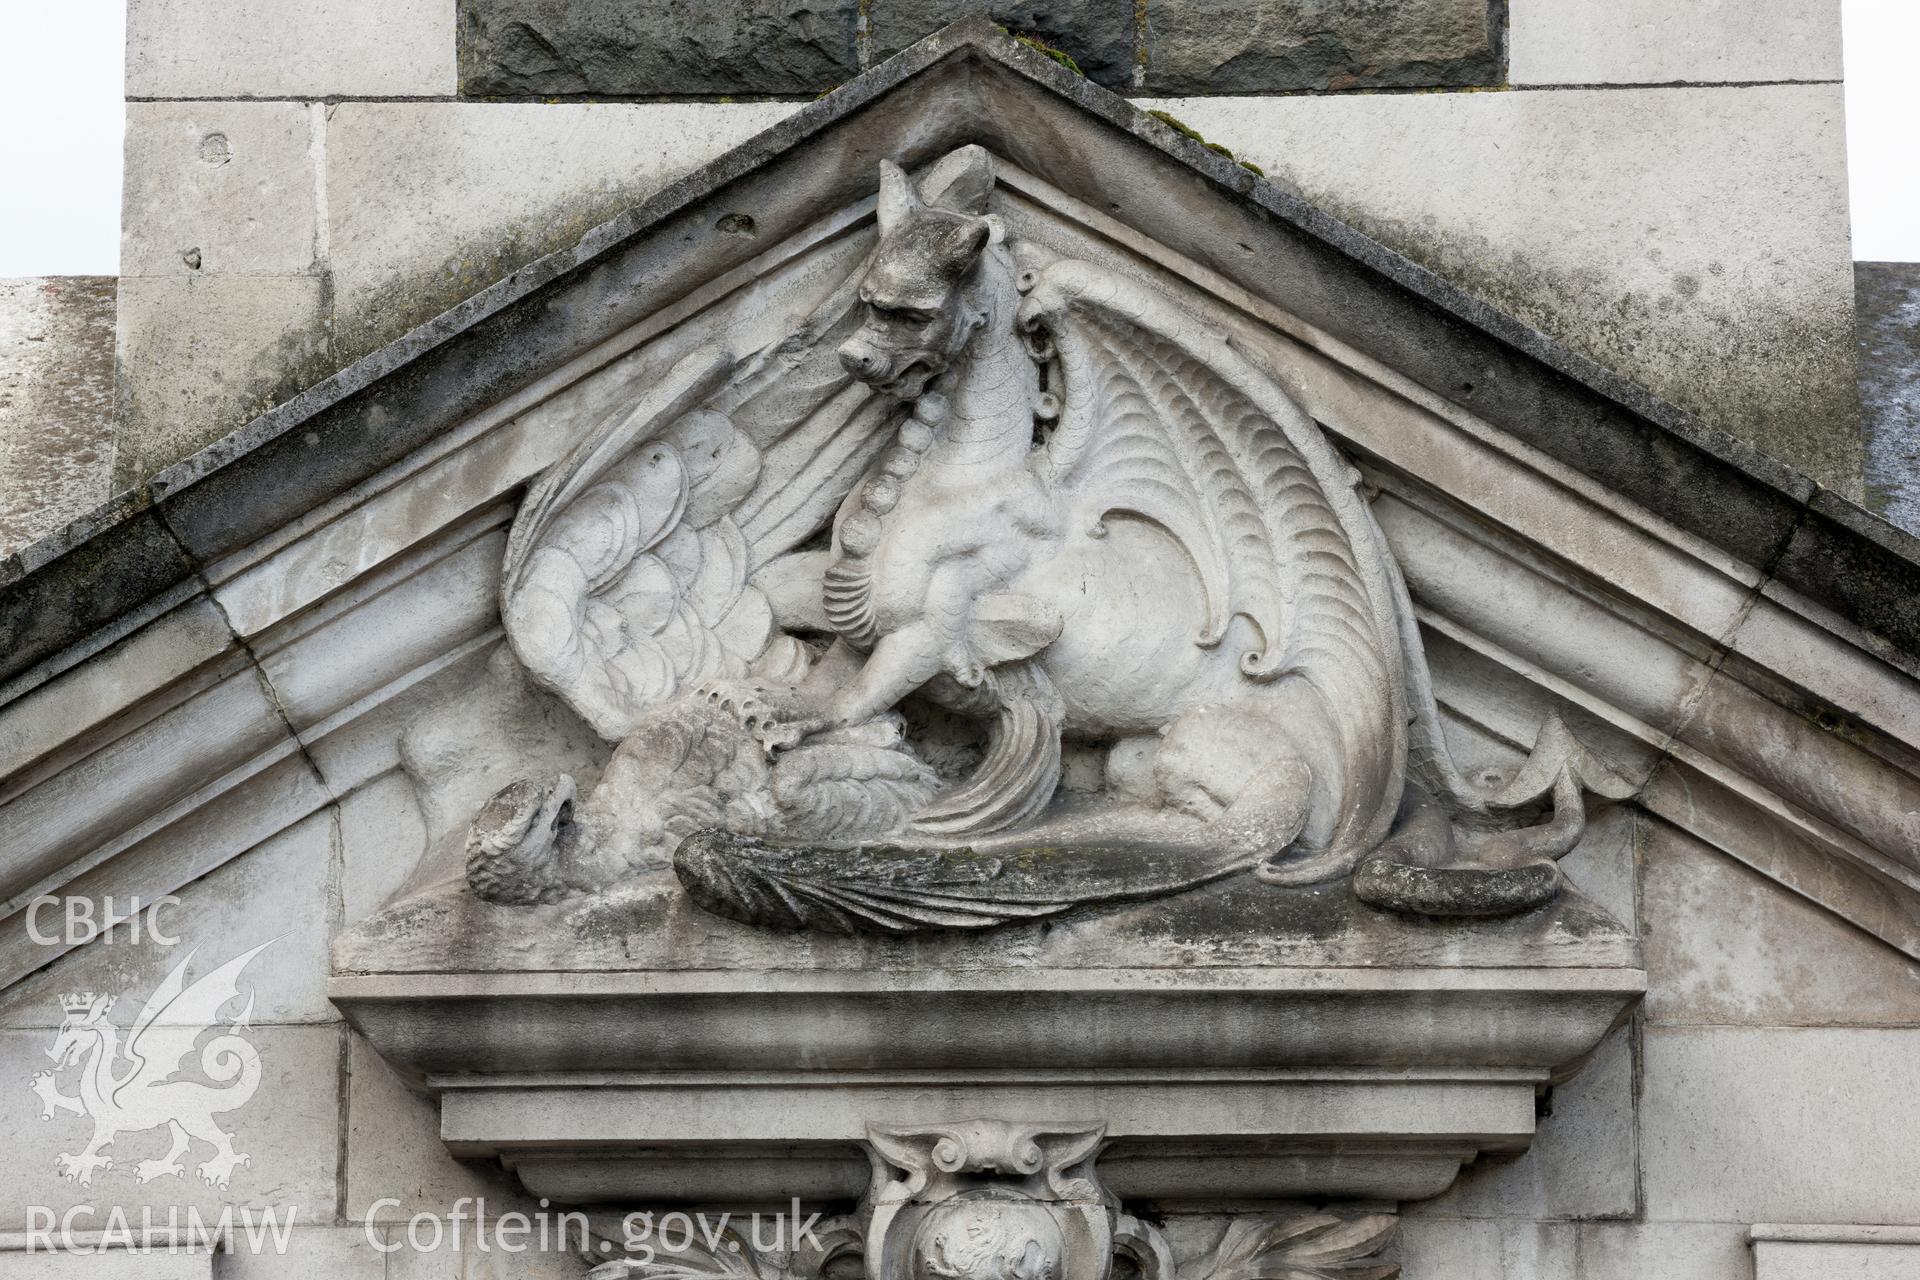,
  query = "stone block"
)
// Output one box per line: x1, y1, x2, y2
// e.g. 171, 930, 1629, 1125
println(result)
457, 0, 858, 97
1578, 1222, 1753, 1280
345, 1032, 532, 1220
220, 1225, 385, 1279
338, 772, 431, 928
381, 1218, 597, 1278
870, 0, 1137, 86
0, 278, 115, 557
1141, 0, 1499, 94
0, 1025, 341, 1231
1857, 262, 1920, 536
112, 274, 332, 491
1406, 1022, 1637, 1220
1510, 0, 1844, 86
324, 101, 795, 361
1755, 1242, 1920, 1278
127, 0, 457, 98
1641, 1026, 1920, 1223
1753, 1229, 1920, 1279
122, 103, 319, 278
1559, 806, 1636, 927
1640, 820, 1920, 1027
0, 809, 341, 1030
1136, 85, 1861, 493
0, 1250, 210, 1279
1395, 1218, 1577, 1279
